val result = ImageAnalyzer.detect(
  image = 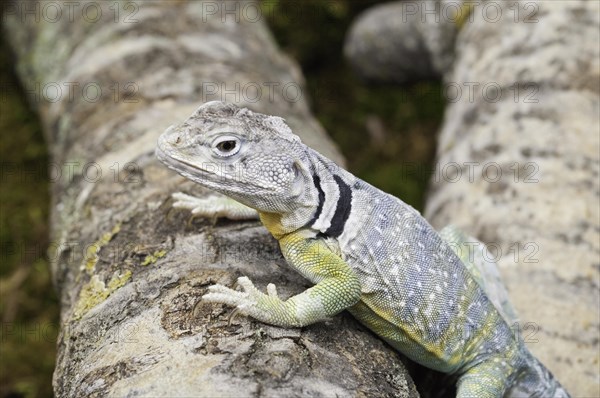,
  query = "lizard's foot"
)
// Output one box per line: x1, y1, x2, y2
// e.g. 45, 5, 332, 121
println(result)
172, 192, 259, 220
203, 277, 284, 324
